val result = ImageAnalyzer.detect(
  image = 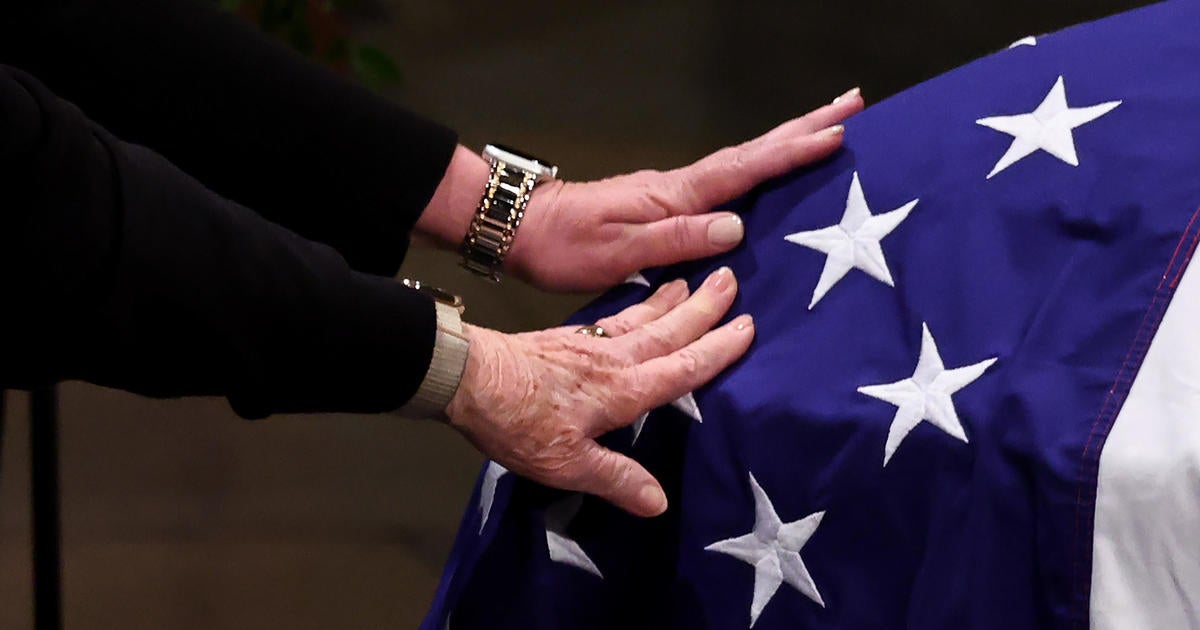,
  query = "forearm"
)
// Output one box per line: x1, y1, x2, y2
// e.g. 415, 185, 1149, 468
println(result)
2, 0, 457, 276
0, 65, 438, 418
